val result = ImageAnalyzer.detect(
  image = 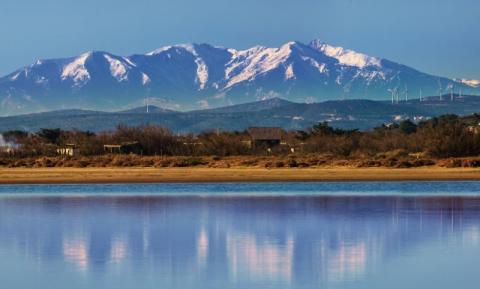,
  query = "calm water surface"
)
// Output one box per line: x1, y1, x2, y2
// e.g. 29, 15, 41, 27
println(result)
1, 182, 480, 289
